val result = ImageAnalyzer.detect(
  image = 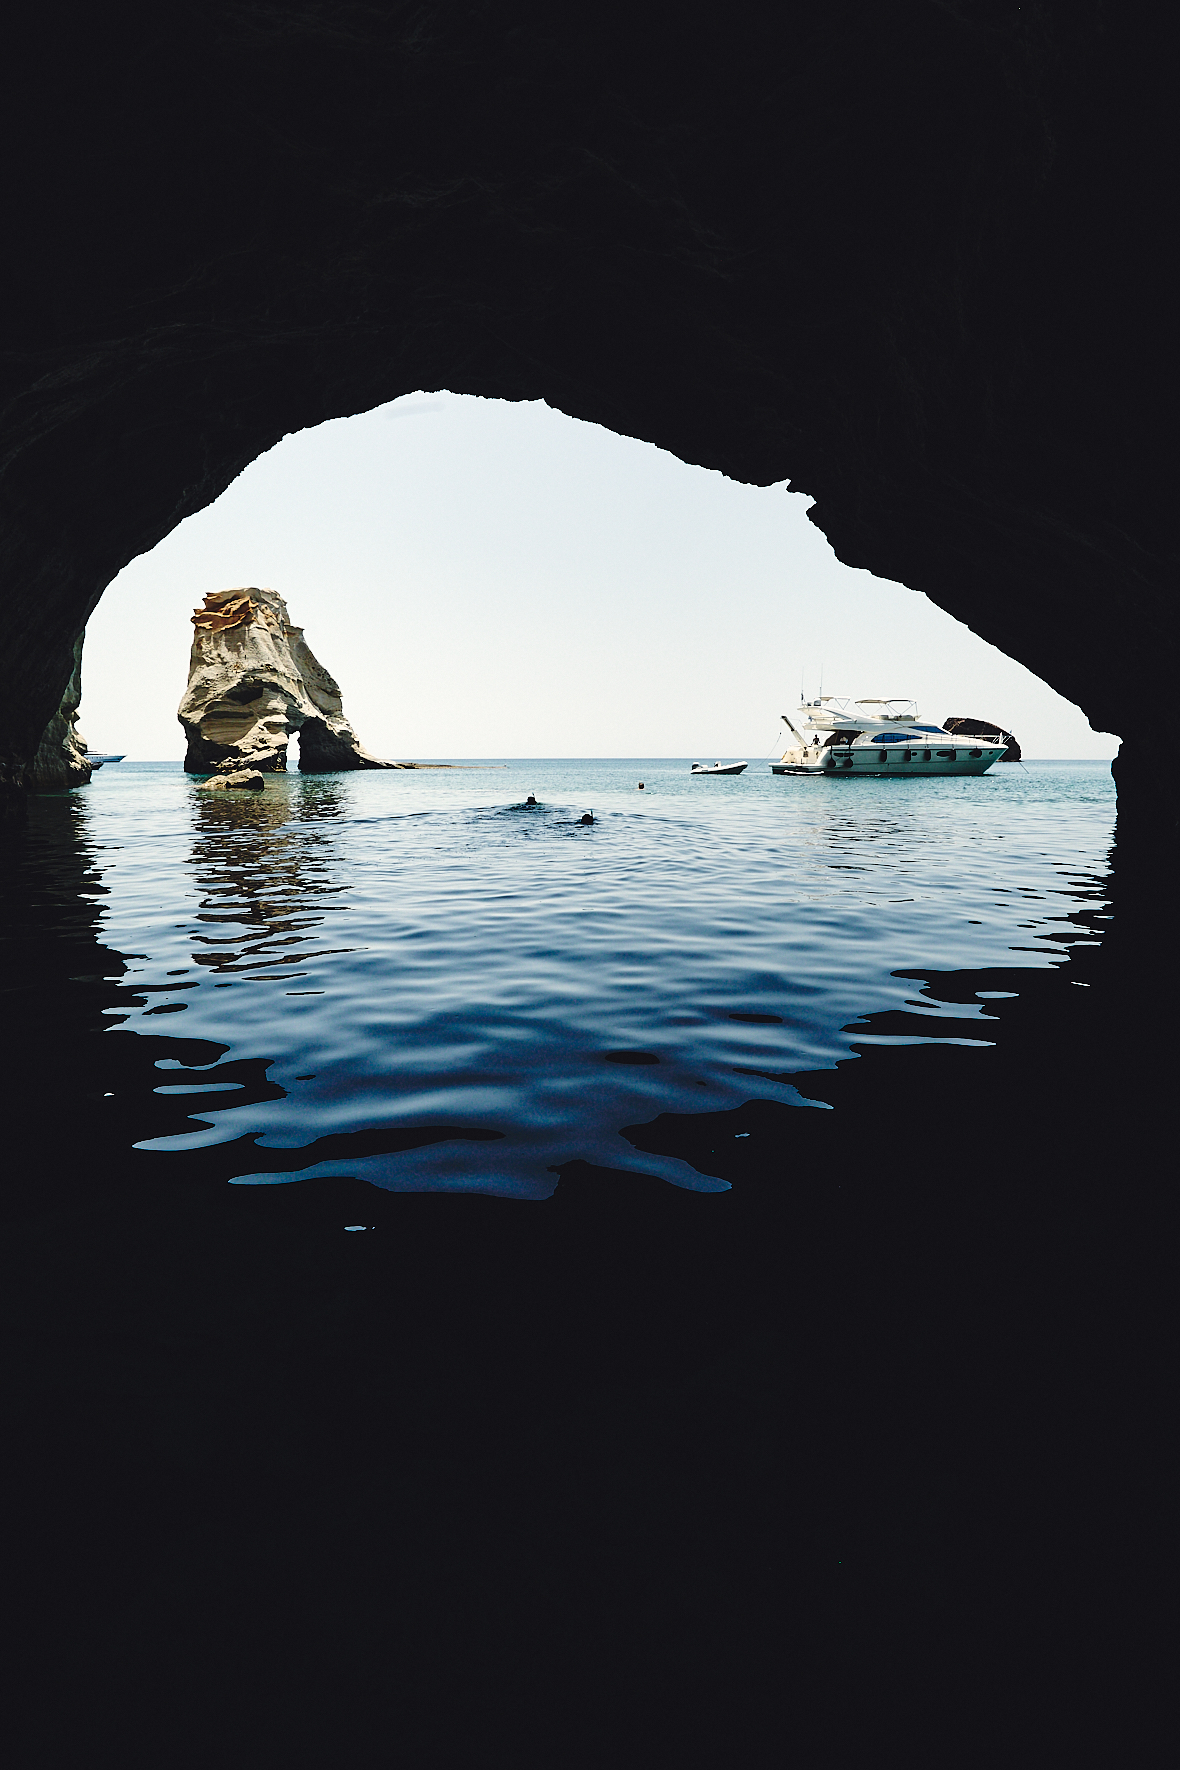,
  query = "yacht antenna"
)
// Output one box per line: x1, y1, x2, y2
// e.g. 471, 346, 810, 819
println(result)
819, 663, 824, 698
